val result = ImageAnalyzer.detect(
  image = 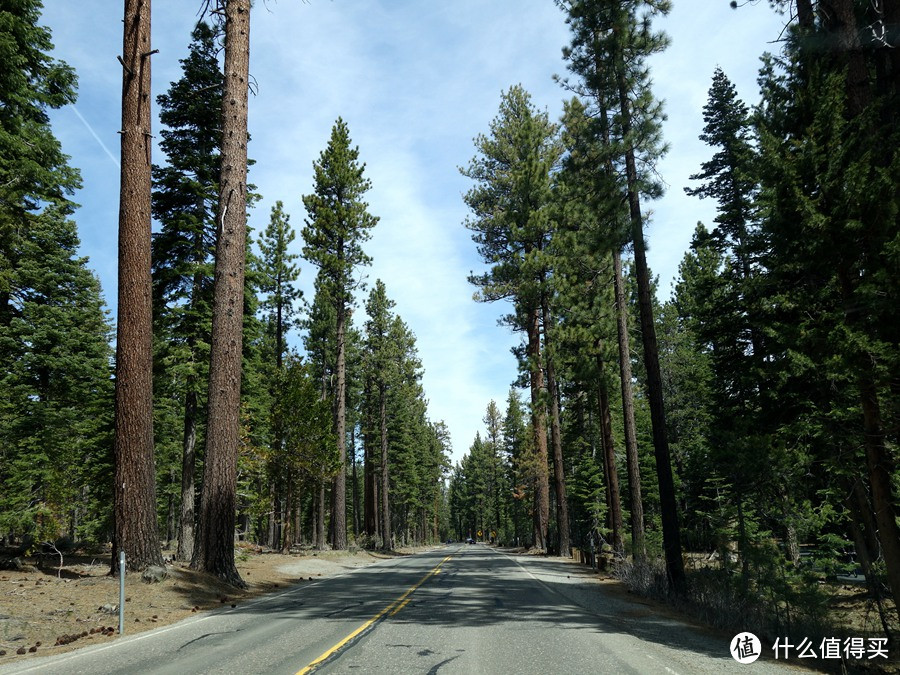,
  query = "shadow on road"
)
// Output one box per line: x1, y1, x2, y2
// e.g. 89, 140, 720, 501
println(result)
207, 545, 741, 668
